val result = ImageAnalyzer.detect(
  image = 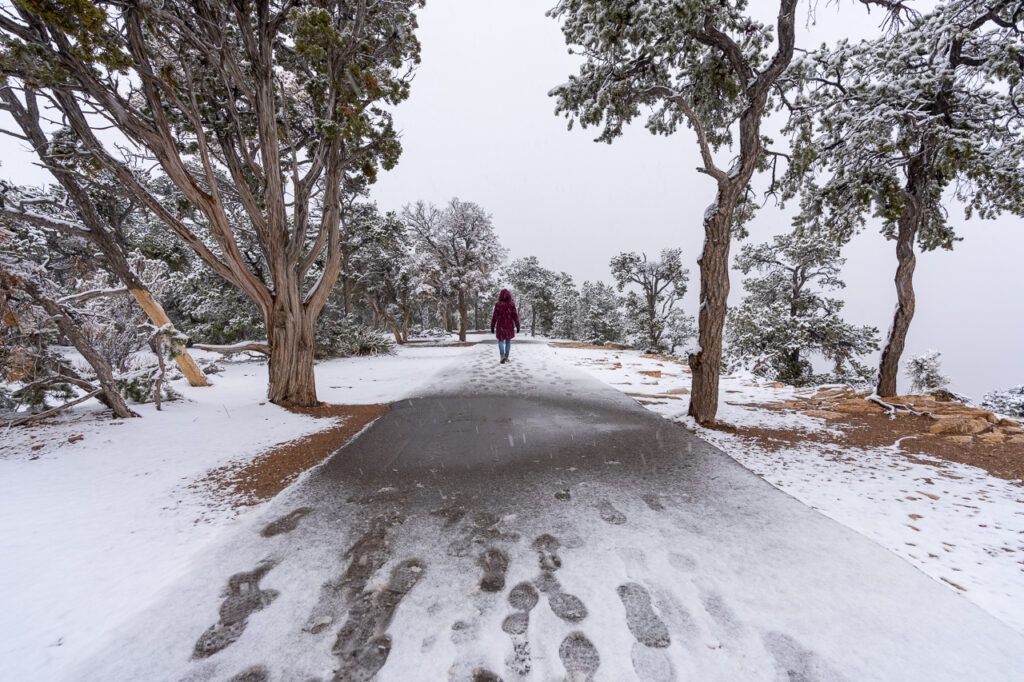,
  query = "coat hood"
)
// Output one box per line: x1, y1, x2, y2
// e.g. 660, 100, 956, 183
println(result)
498, 288, 513, 304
